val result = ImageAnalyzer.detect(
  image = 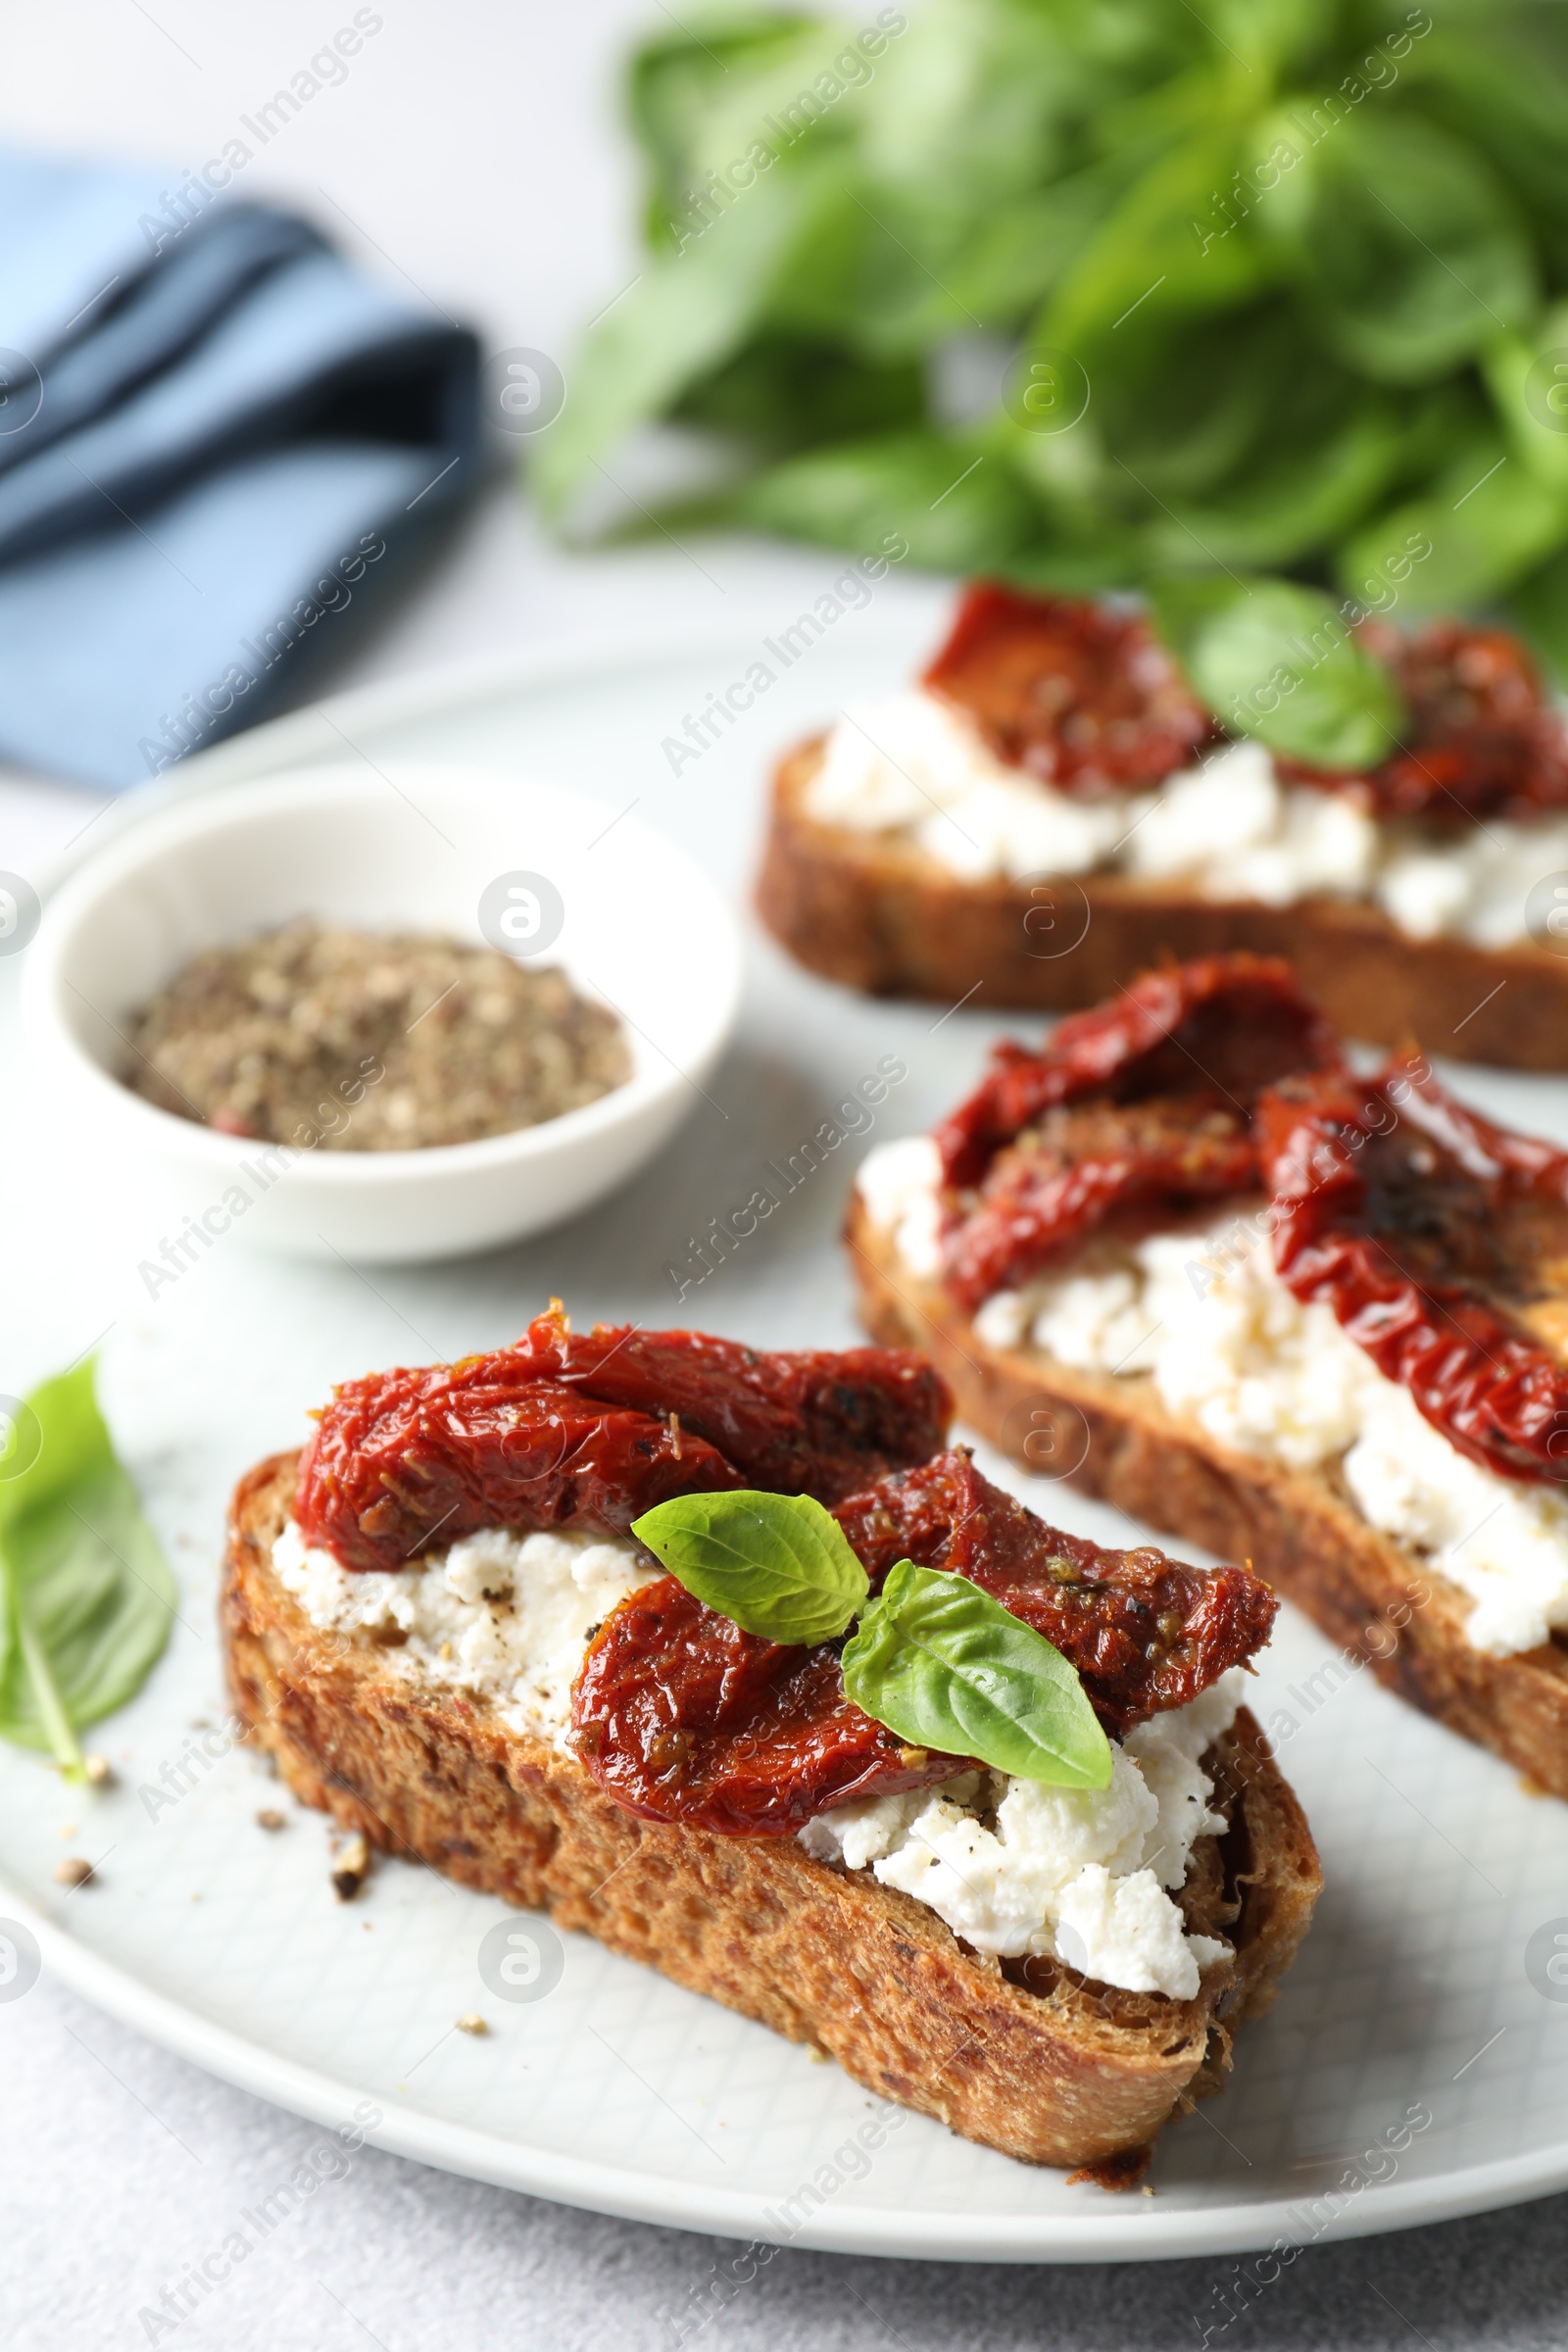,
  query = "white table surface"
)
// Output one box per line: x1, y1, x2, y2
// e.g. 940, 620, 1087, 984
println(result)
3, 8, 1568, 2345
